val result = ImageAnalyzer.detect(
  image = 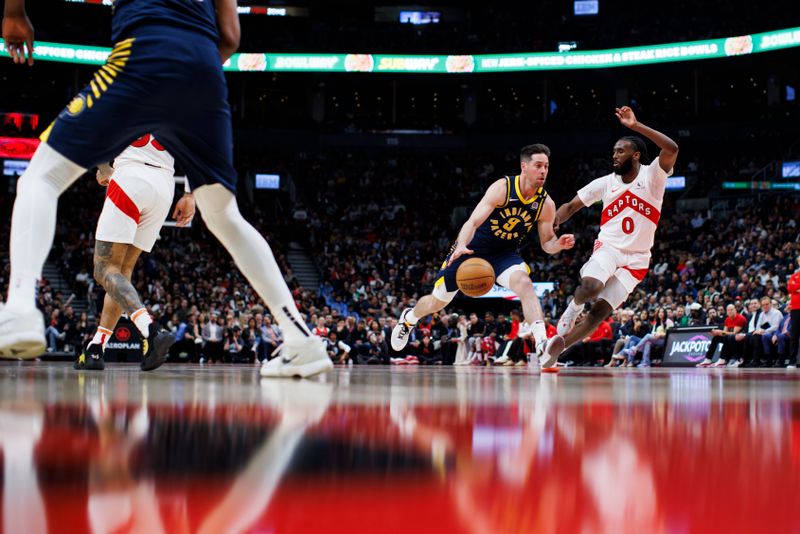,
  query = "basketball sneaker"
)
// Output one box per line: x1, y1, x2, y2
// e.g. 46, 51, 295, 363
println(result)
556, 303, 581, 336
539, 335, 564, 369
74, 343, 105, 371
260, 336, 333, 378
0, 307, 46, 359
695, 358, 713, 368
140, 323, 175, 371
391, 308, 415, 351
710, 359, 727, 368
